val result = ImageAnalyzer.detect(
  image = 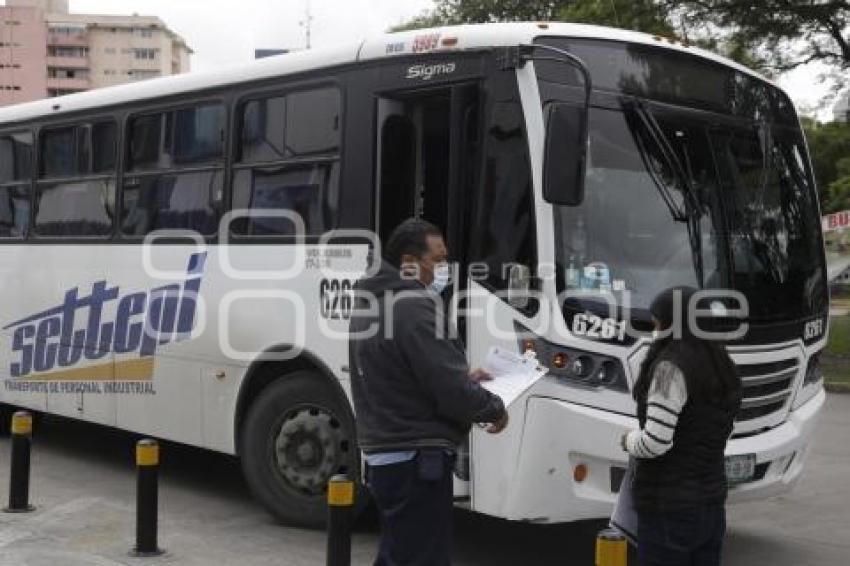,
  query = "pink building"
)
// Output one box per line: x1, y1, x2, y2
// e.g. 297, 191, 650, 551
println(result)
0, 0, 191, 106
0, 2, 47, 106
